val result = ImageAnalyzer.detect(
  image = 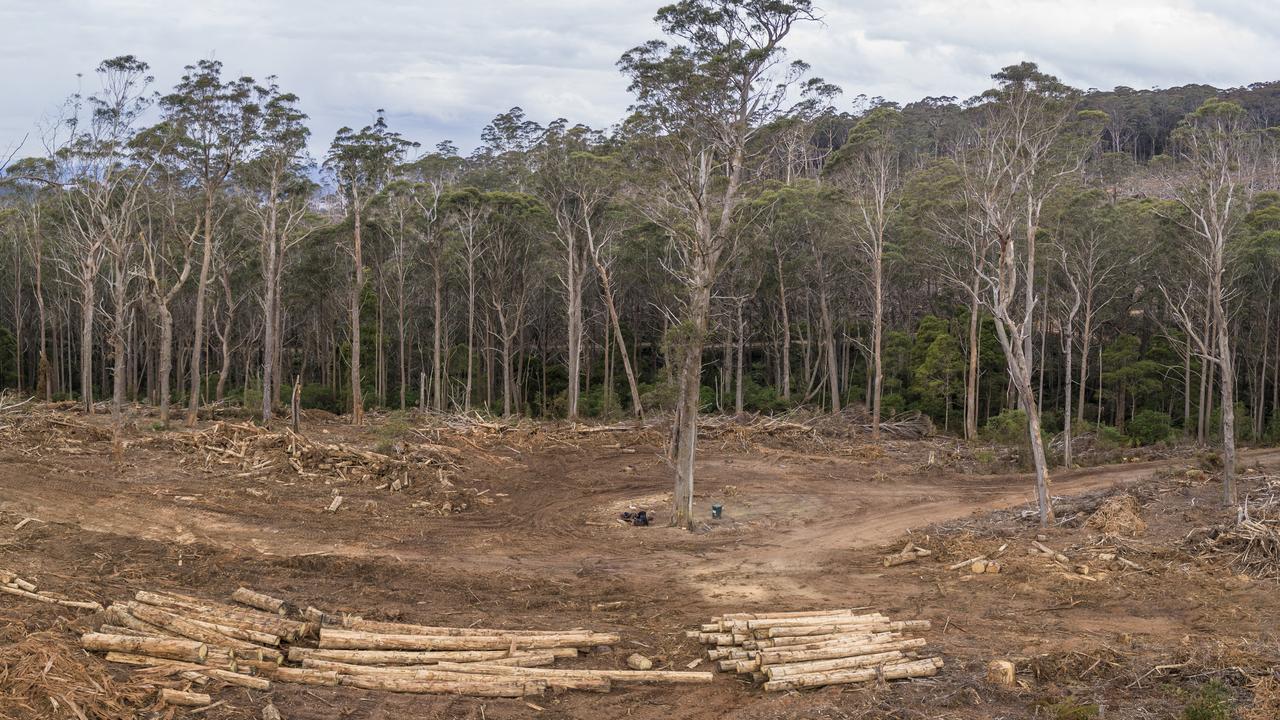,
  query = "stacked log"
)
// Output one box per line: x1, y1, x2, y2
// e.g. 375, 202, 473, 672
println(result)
81, 586, 712, 700
690, 608, 942, 691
